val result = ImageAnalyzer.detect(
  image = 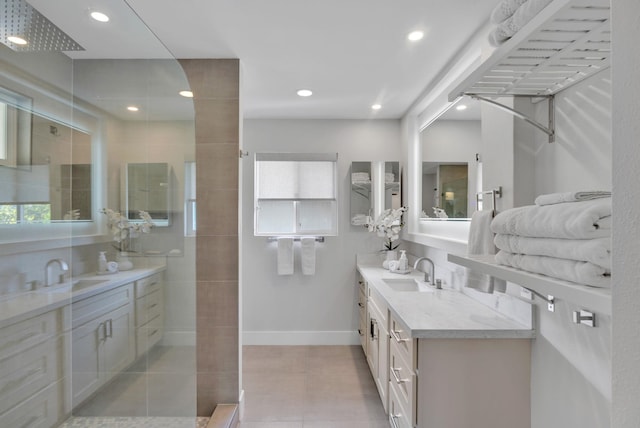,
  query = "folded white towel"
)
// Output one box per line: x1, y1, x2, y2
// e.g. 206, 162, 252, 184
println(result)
490, 198, 611, 239
534, 191, 611, 206
301, 237, 316, 276
385, 173, 395, 183
495, 250, 611, 288
488, 0, 553, 46
277, 237, 294, 275
494, 234, 611, 269
465, 211, 506, 294
490, 0, 529, 24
